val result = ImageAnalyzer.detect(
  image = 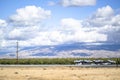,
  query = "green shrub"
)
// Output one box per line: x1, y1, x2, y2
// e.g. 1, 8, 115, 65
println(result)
0, 58, 119, 65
